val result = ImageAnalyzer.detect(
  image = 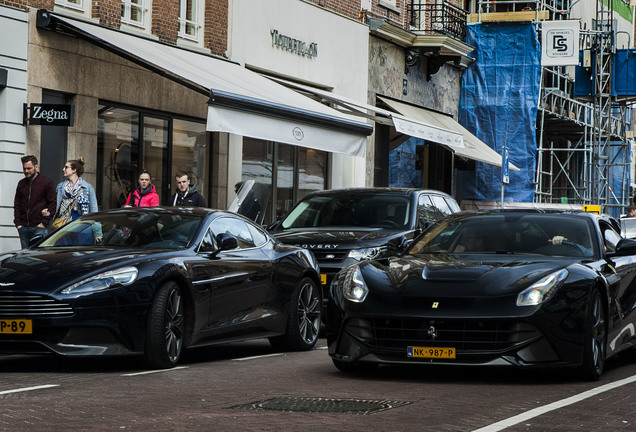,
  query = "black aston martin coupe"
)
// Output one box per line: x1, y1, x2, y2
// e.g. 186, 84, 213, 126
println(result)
0, 207, 322, 369
326, 210, 636, 380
